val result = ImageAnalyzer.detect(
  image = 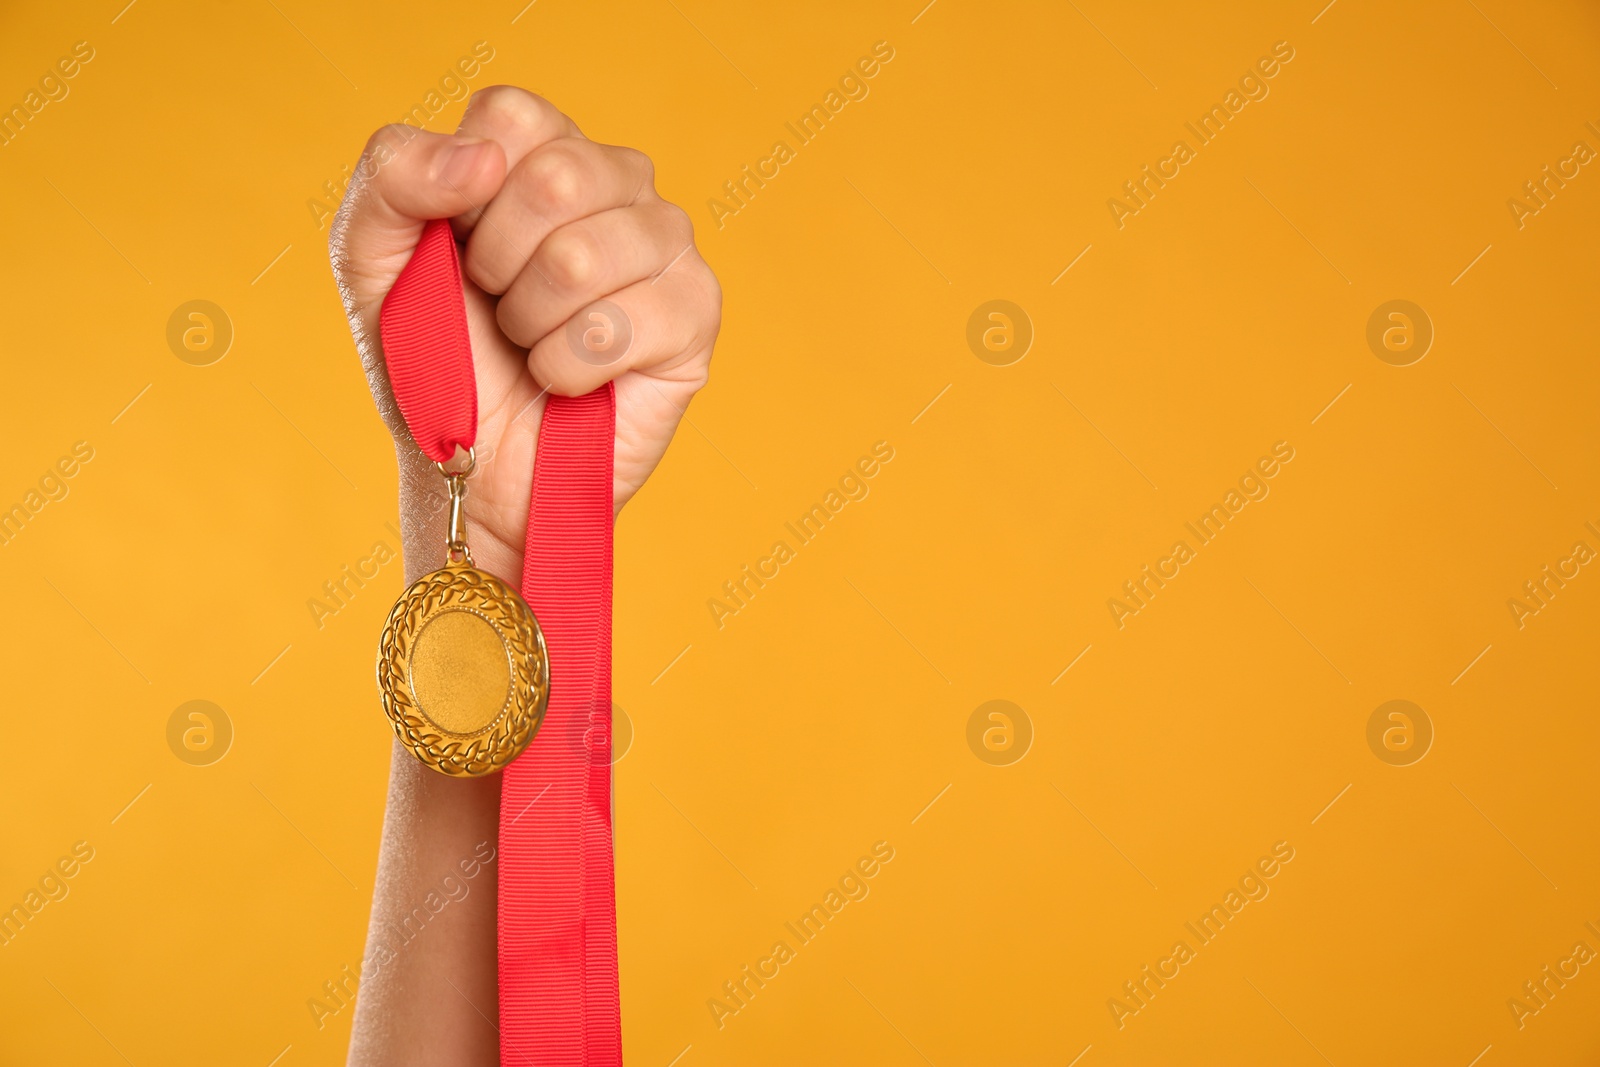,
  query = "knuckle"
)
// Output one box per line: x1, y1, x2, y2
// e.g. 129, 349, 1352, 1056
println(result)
524, 145, 587, 218
704, 265, 724, 314
466, 84, 556, 127
538, 228, 602, 292
494, 296, 538, 349
327, 128, 400, 262
338, 124, 416, 212
622, 146, 655, 194
662, 201, 694, 240
361, 123, 417, 171
693, 266, 724, 345
329, 123, 423, 262
688, 353, 712, 393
